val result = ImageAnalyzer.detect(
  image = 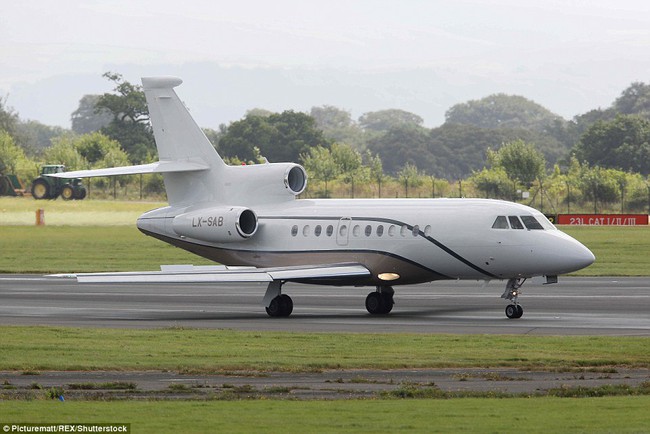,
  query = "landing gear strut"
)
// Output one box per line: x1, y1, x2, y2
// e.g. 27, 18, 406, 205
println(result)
501, 278, 525, 319
365, 286, 394, 315
263, 281, 293, 317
